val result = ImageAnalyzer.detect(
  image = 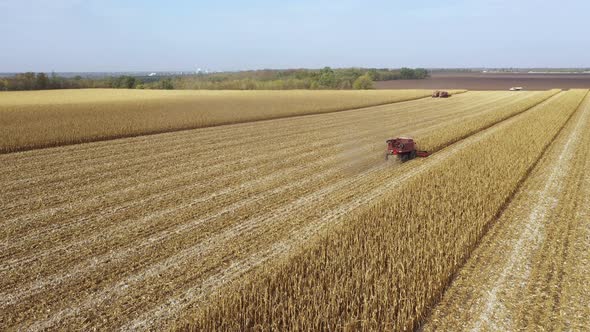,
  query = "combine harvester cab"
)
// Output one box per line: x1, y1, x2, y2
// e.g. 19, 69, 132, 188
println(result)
385, 137, 430, 162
